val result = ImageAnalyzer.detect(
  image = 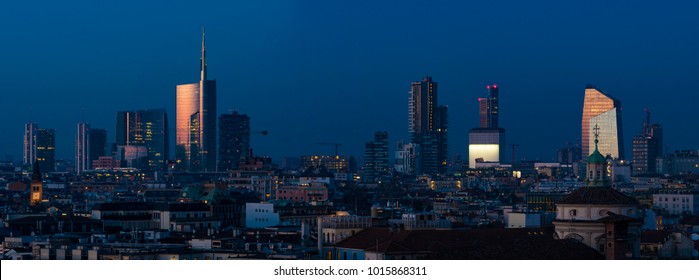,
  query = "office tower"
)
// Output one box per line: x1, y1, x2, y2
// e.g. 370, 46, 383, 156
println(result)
408, 76, 447, 175
116, 109, 169, 171
632, 109, 663, 175
23, 122, 38, 166
89, 129, 107, 166
479, 84, 499, 128
76, 124, 107, 174
76, 122, 90, 173
36, 128, 55, 172
581, 85, 624, 159
395, 141, 419, 175
176, 29, 217, 172
362, 131, 389, 183
469, 84, 506, 168
218, 111, 250, 171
